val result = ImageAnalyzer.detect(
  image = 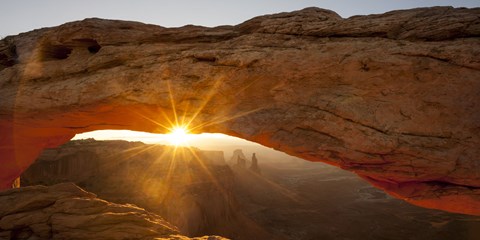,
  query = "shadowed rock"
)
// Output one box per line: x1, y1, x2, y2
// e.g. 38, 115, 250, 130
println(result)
249, 153, 261, 174
0, 183, 227, 239
0, 7, 479, 215
20, 139, 270, 239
